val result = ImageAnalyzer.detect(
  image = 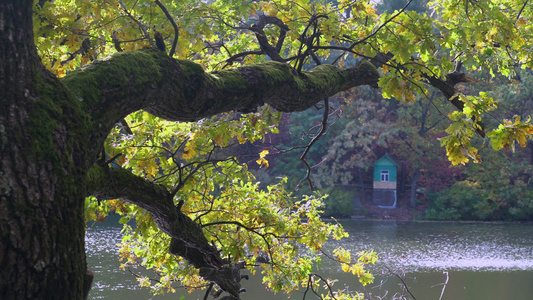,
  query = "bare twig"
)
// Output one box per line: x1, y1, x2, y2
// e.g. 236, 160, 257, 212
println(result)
385, 267, 417, 300
295, 14, 327, 73
225, 50, 263, 66
154, 0, 180, 56
303, 274, 338, 300
104, 153, 122, 166
516, 0, 529, 22
297, 98, 330, 191
204, 283, 214, 300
